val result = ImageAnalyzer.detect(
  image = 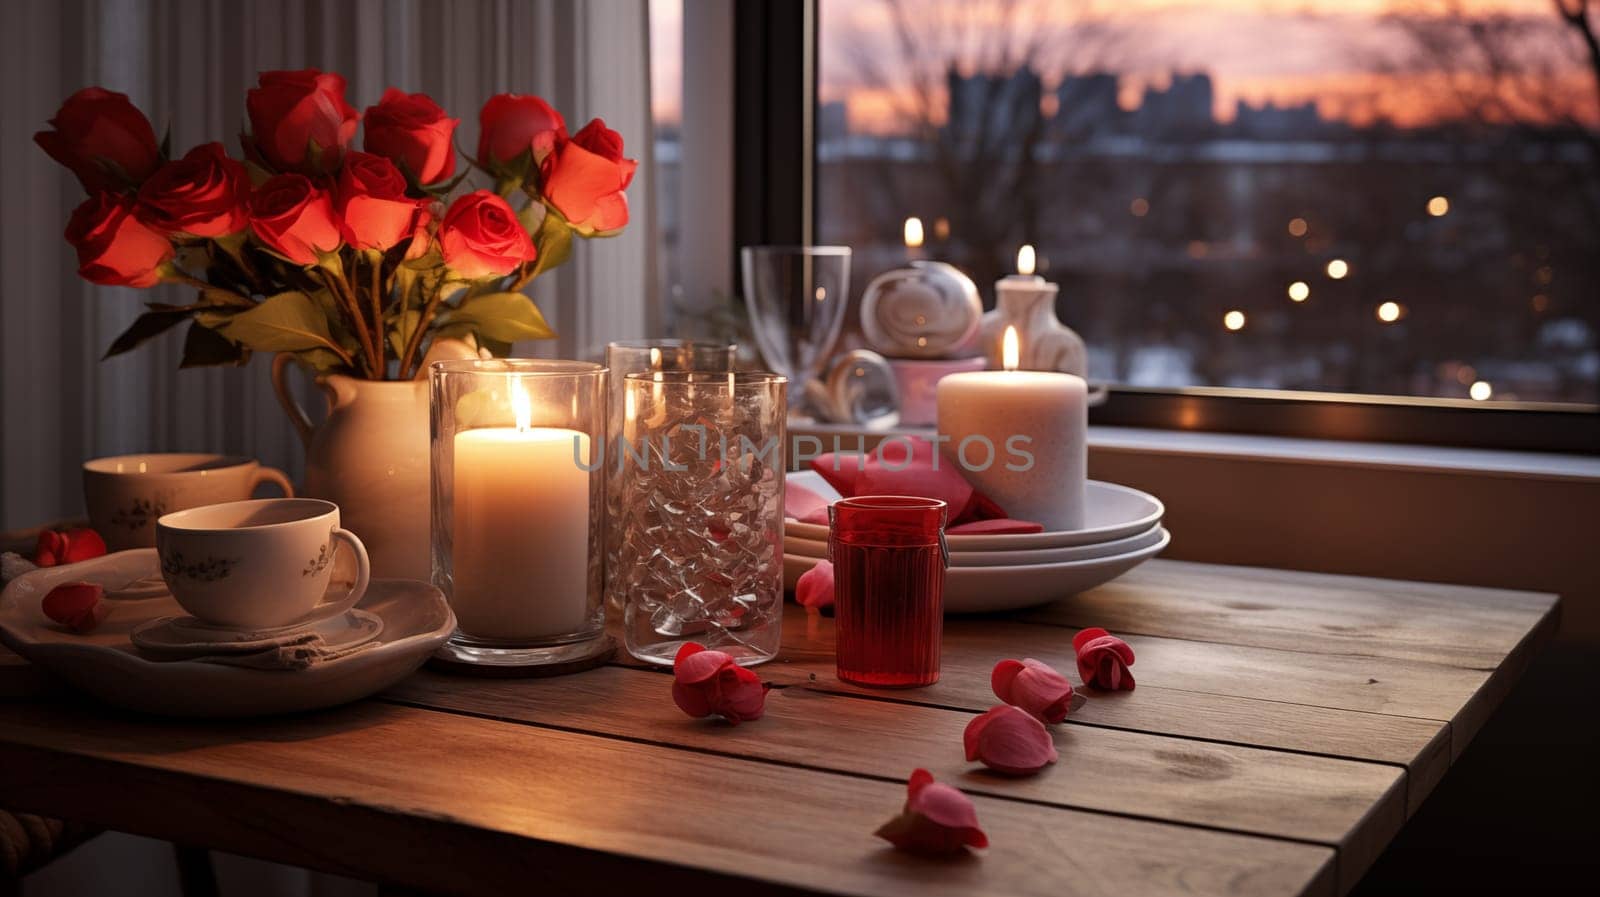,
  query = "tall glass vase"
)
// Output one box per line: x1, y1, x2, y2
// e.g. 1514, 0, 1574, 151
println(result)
616, 371, 787, 666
